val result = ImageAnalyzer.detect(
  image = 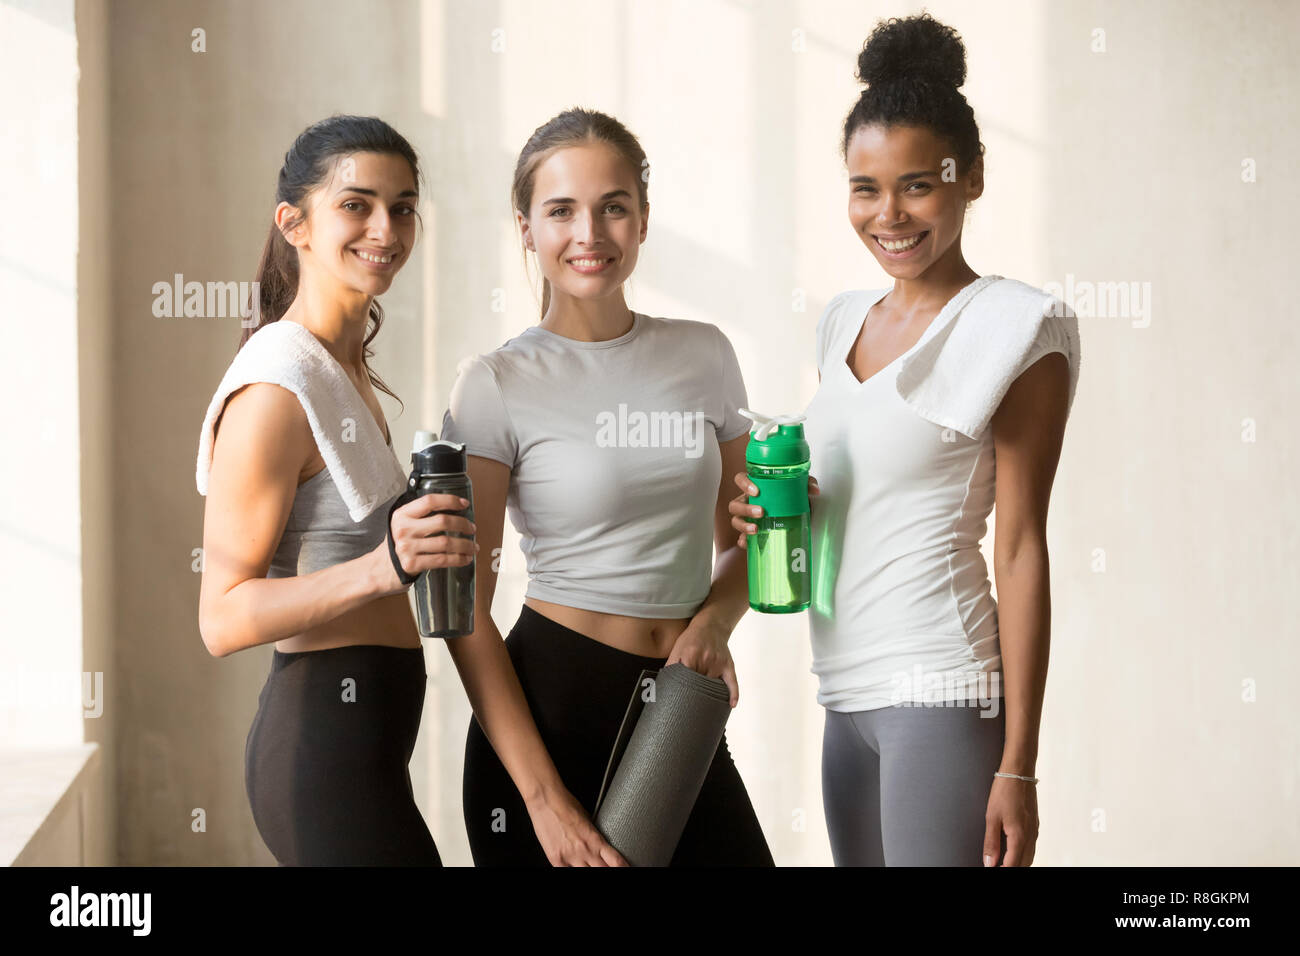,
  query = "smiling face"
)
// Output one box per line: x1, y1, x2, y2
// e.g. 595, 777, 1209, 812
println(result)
846, 123, 982, 280
279, 150, 419, 297
519, 141, 647, 301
